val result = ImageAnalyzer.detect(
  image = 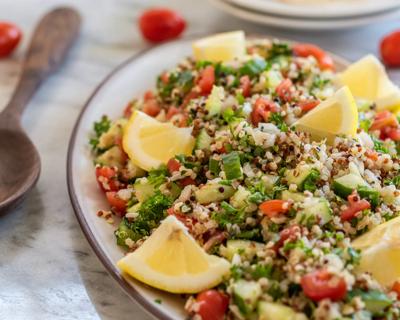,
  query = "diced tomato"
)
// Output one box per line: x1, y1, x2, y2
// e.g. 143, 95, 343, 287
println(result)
106, 191, 127, 215
301, 269, 347, 302
380, 30, 400, 67
365, 149, 378, 161
179, 177, 196, 187
95, 166, 123, 192
161, 72, 169, 84
274, 225, 301, 252
392, 280, 400, 299
197, 65, 215, 95
181, 90, 200, 108
142, 99, 161, 117
259, 199, 291, 218
298, 99, 320, 112
293, 43, 335, 70
276, 79, 294, 102
144, 90, 154, 101
167, 158, 181, 174
370, 110, 398, 131
167, 207, 196, 230
239, 75, 251, 97
340, 191, 371, 222
251, 98, 278, 126
138, 8, 186, 43
386, 127, 400, 141
123, 102, 134, 118
166, 105, 180, 120
196, 290, 229, 320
